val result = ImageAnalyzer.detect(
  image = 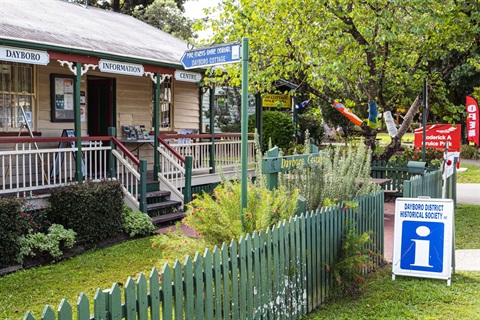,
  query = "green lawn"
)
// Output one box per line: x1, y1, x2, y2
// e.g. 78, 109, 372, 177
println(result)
457, 163, 480, 183
376, 132, 415, 144
307, 267, 480, 320
0, 234, 205, 320
0, 198, 478, 319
